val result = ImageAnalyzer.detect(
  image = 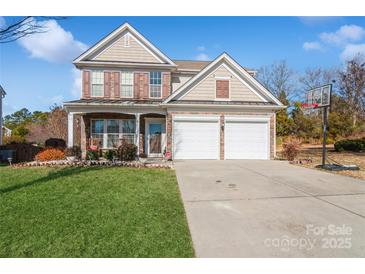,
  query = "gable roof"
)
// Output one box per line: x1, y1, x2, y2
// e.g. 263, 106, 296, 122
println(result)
164, 53, 283, 106
73, 22, 176, 66
173, 60, 211, 72
173, 59, 256, 75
